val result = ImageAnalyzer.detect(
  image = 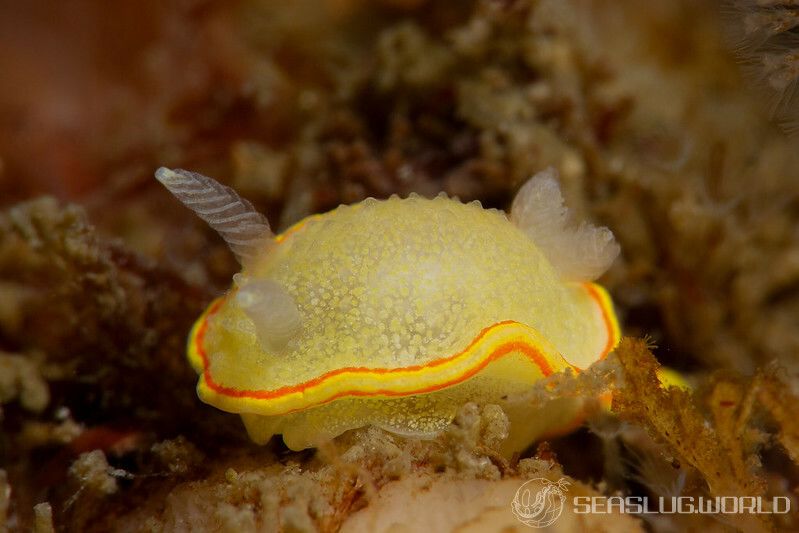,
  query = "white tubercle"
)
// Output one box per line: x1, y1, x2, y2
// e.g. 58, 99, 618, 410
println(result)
235, 279, 303, 352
